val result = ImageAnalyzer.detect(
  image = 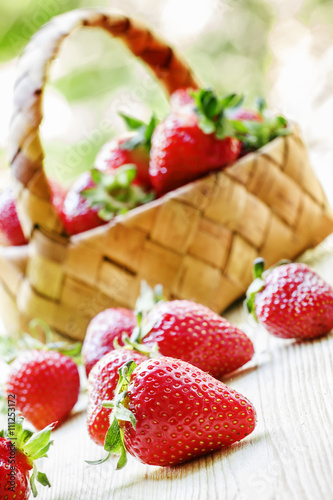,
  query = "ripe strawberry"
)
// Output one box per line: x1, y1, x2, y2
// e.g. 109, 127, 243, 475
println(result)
0, 187, 27, 246
62, 171, 106, 236
102, 357, 256, 468
228, 108, 263, 122
5, 349, 80, 430
138, 299, 254, 379
169, 87, 196, 112
246, 258, 333, 340
0, 416, 53, 498
63, 165, 153, 235
82, 307, 137, 377
149, 89, 242, 196
87, 349, 148, 447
